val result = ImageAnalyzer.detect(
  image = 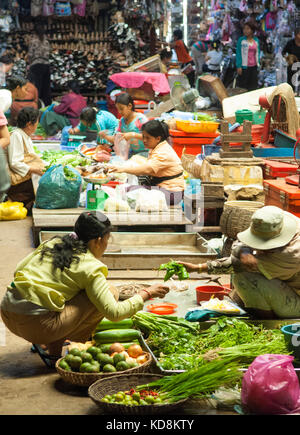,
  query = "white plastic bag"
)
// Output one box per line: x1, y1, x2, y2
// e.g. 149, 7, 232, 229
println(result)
114, 132, 130, 160
135, 189, 168, 213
